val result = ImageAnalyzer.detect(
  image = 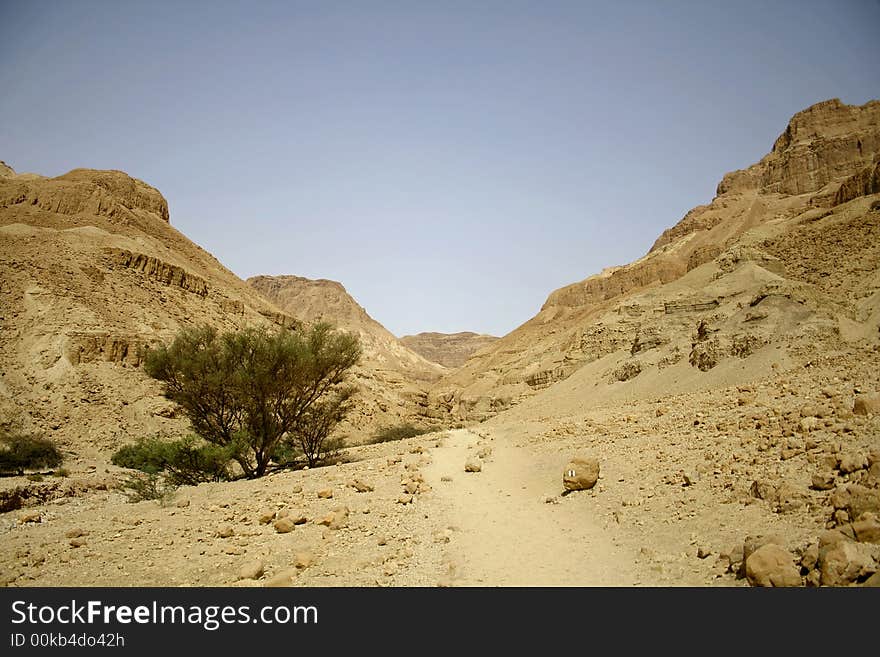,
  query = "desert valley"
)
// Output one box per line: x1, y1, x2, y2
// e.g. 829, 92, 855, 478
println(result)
1, 98, 879, 587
